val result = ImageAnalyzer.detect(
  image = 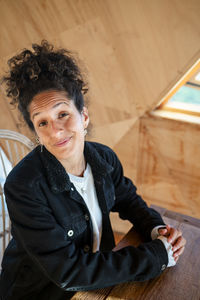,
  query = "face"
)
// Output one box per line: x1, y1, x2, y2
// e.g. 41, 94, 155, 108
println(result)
29, 90, 89, 161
